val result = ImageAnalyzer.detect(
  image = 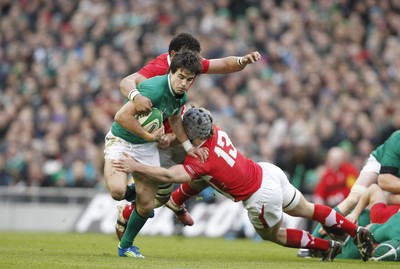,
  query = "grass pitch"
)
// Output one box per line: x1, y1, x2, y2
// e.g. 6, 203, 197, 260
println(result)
0, 232, 397, 269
